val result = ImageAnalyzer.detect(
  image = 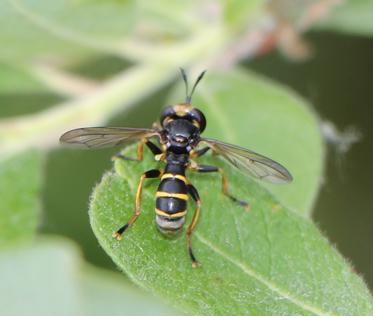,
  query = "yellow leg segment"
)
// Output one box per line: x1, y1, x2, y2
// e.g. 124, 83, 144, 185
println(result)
113, 169, 162, 240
